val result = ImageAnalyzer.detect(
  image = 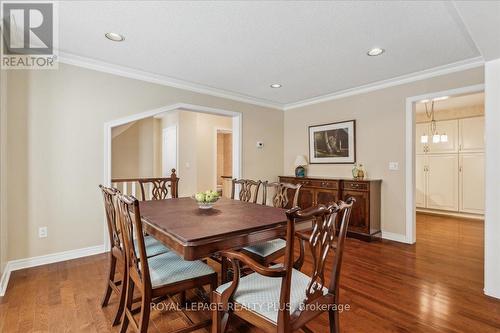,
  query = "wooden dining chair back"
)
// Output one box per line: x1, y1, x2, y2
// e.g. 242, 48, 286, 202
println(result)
99, 185, 128, 326
116, 193, 217, 333
138, 168, 179, 201
262, 181, 302, 208
239, 182, 303, 266
213, 198, 355, 333
230, 178, 262, 203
